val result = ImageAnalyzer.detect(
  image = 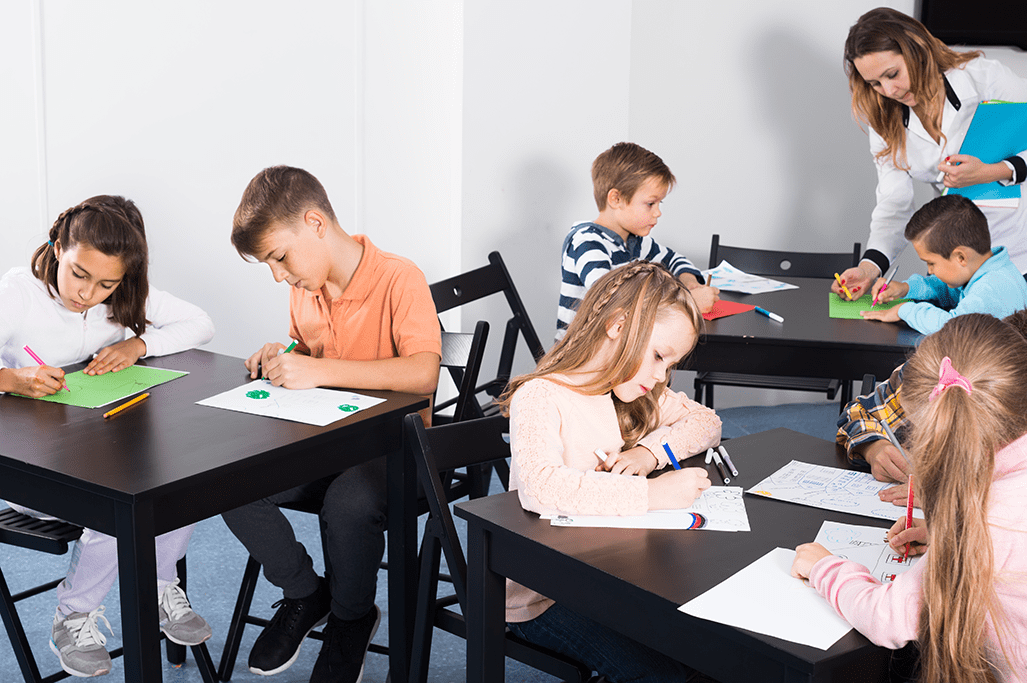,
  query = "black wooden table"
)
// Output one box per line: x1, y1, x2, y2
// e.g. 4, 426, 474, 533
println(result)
0, 349, 427, 682
689, 277, 921, 382
459, 428, 906, 683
